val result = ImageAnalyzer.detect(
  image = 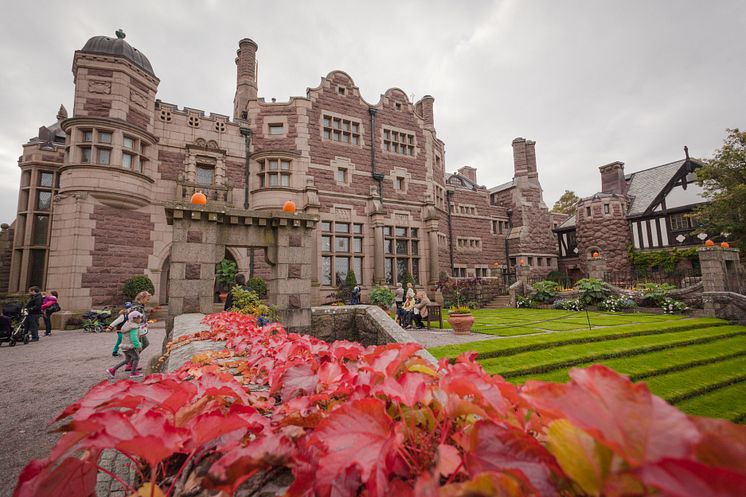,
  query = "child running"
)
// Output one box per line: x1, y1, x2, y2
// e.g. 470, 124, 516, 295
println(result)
105, 311, 144, 379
